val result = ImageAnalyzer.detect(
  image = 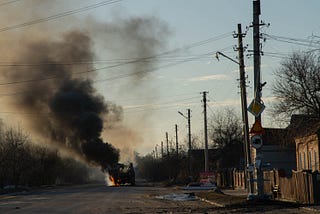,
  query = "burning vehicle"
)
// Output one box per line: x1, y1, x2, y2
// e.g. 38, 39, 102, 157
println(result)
108, 163, 135, 186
